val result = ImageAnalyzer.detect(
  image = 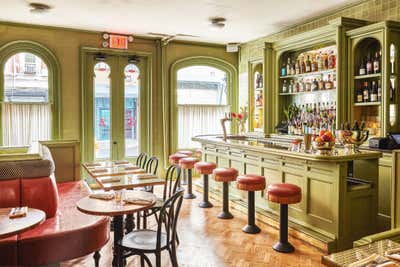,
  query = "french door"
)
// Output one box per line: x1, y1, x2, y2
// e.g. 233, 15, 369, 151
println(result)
82, 52, 147, 161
